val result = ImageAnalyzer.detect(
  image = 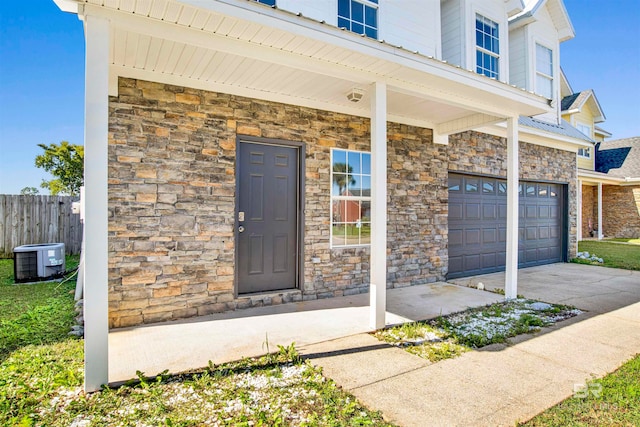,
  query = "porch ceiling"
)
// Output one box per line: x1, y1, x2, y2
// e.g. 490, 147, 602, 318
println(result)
78, 0, 551, 130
